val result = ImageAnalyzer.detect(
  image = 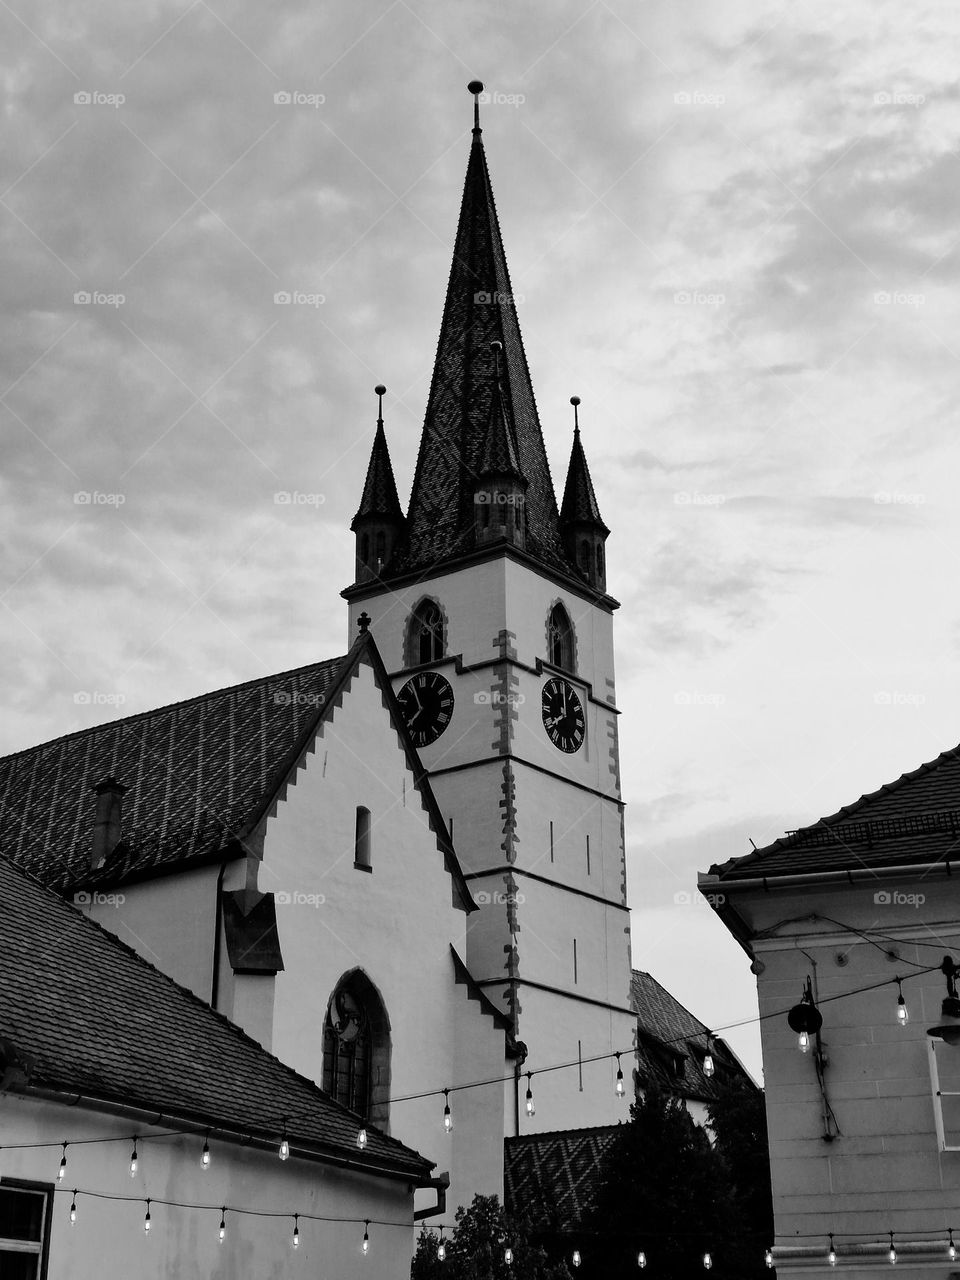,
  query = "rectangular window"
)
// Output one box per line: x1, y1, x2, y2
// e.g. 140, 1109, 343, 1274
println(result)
0, 1182, 52, 1280
354, 806, 372, 871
